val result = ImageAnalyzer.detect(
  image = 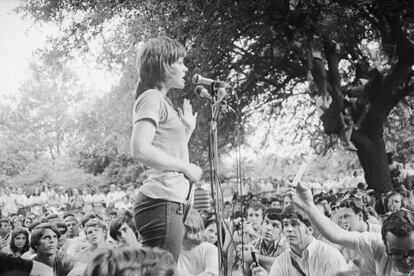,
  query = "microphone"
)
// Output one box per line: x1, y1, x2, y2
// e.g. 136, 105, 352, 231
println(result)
251, 250, 259, 268
194, 85, 212, 100
216, 87, 228, 102
192, 74, 230, 89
